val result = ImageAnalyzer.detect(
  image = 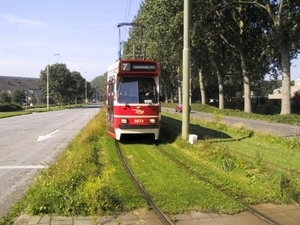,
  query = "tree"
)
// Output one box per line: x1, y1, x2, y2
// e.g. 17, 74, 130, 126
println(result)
39, 63, 72, 106
250, 0, 300, 114
12, 89, 26, 104
91, 72, 107, 102
124, 0, 184, 102
0, 92, 10, 104
69, 71, 85, 104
